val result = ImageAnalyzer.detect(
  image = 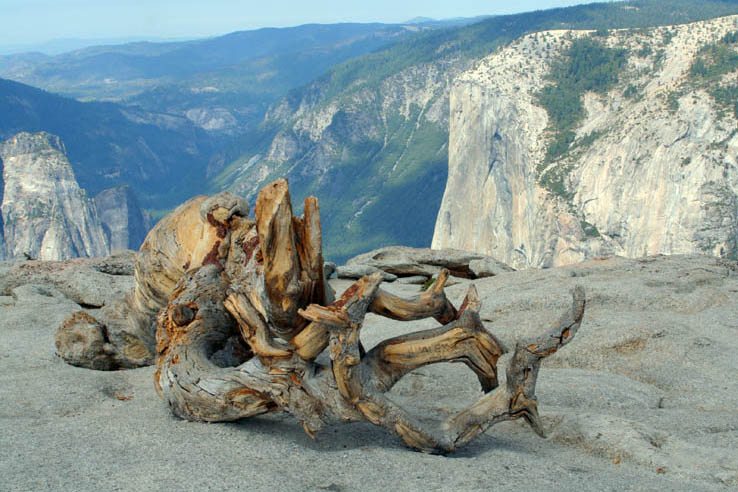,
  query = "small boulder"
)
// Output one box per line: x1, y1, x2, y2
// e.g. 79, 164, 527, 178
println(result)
323, 261, 337, 280
55, 311, 118, 371
336, 264, 397, 282
396, 275, 429, 285
469, 258, 514, 278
